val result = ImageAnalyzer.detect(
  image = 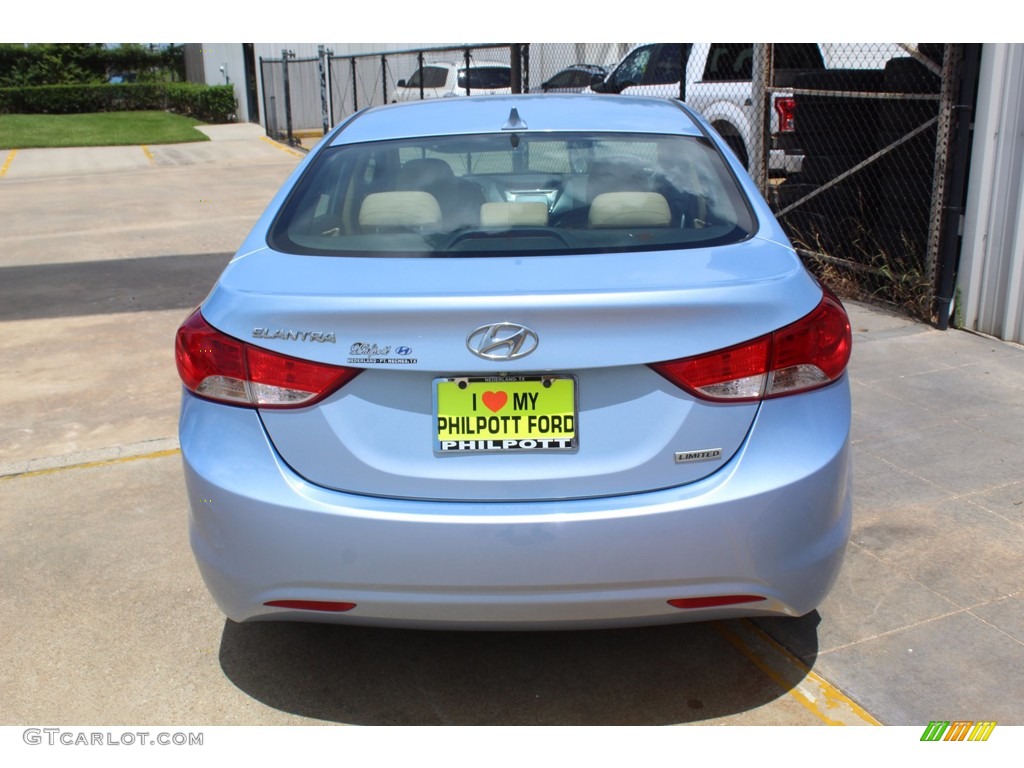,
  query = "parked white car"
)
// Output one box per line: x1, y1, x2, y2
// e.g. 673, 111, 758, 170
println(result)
587, 43, 824, 173
393, 61, 512, 102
